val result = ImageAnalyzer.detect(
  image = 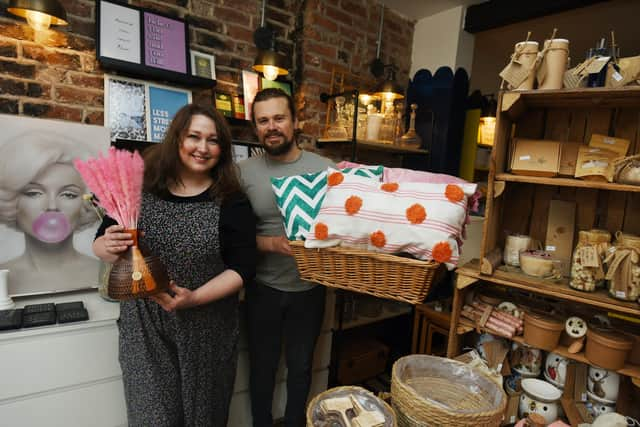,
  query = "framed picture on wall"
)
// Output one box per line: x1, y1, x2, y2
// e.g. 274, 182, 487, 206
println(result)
97, 0, 213, 87
97, 0, 142, 65
104, 74, 148, 141
242, 70, 260, 121
104, 74, 192, 142
190, 50, 216, 80
147, 83, 192, 142
143, 11, 188, 74
261, 78, 292, 96
0, 114, 110, 296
